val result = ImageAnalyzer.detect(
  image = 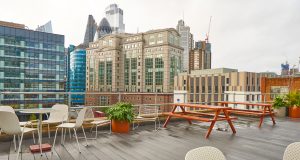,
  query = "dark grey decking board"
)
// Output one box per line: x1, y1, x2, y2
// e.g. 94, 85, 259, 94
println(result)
0, 118, 299, 160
